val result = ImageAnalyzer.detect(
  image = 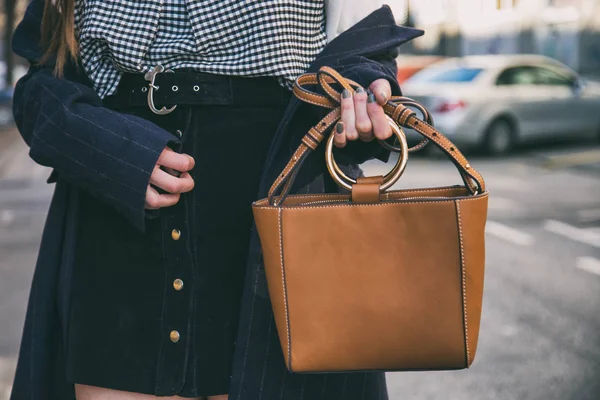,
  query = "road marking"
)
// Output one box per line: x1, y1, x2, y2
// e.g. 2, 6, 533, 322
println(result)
485, 221, 534, 246
542, 149, 600, 169
576, 257, 600, 277
488, 196, 520, 211
578, 208, 600, 223
543, 219, 600, 249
